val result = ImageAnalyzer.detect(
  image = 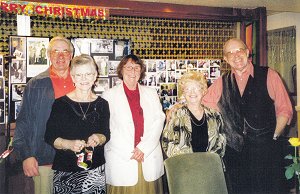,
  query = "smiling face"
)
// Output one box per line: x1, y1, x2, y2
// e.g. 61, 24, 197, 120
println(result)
122, 59, 141, 89
71, 64, 97, 92
49, 40, 72, 73
183, 80, 205, 105
223, 39, 249, 74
